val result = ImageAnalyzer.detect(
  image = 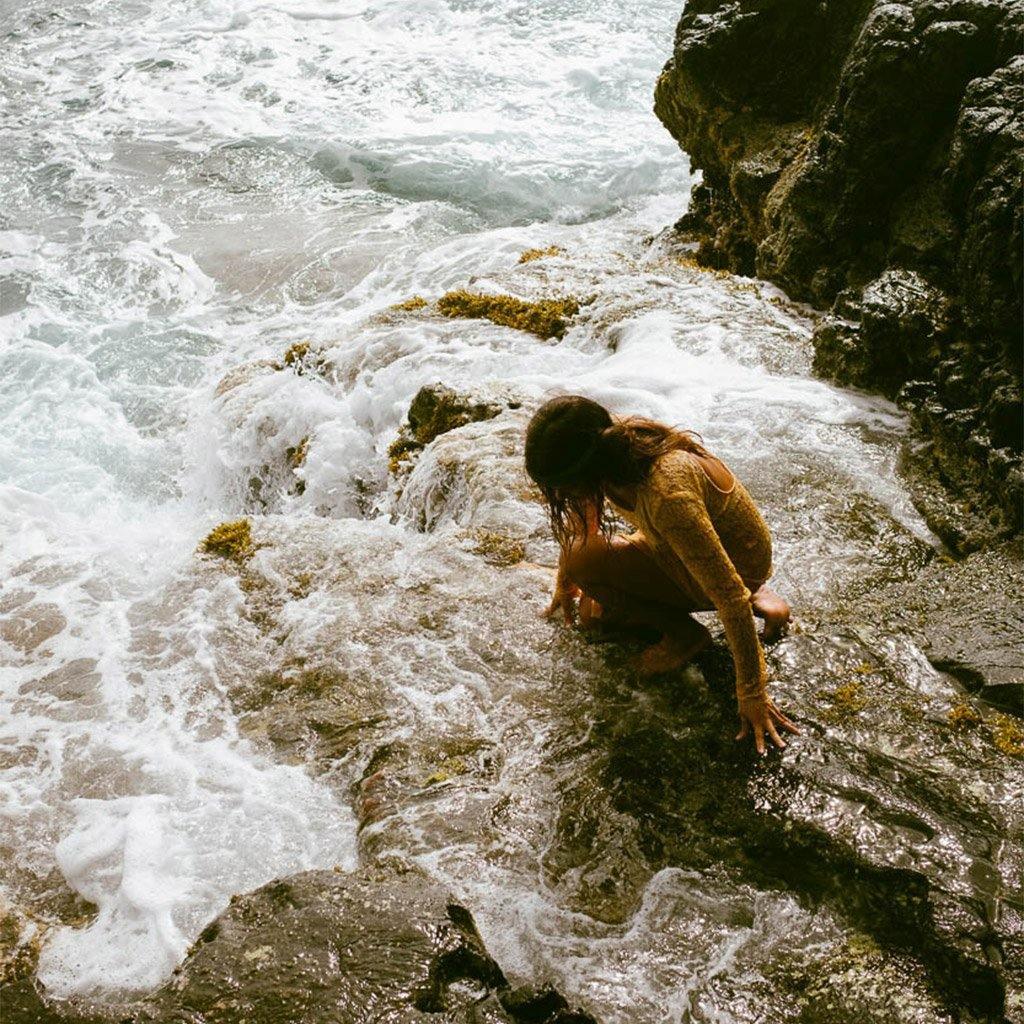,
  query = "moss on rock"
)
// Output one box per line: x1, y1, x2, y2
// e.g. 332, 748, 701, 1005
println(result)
518, 245, 563, 264
437, 289, 579, 339
199, 519, 254, 564
283, 341, 310, 366
422, 757, 469, 787
820, 680, 869, 718
992, 714, 1024, 758
387, 384, 507, 475
471, 529, 525, 567
282, 341, 328, 376
286, 436, 309, 470
1, 900, 43, 986
947, 702, 982, 731
390, 295, 429, 312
